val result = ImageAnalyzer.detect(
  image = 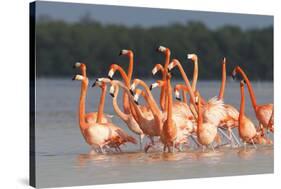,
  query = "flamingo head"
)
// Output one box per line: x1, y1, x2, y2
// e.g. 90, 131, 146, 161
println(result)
149, 80, 164, 91
156, 45, 167, 53
72, 74, 84, 81
152, 64, 163, 75
222, 57, 226, 65
119, 49, 131, 56
92, 77, 111, 87
109, 84, 116, 97
133, 89, 143, 105
187, 53, 198, 62
72, 75, 88, 85
174, 89, 181, 101
73, 62, 83, 68
167, 60, 177, 72
108, 65, 118, 80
